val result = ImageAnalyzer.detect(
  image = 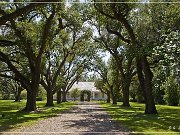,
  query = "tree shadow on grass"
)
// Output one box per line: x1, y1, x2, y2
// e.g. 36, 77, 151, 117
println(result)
101, 103, 180, 134
0, 101, 74, 132
0, 111, 40, 131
